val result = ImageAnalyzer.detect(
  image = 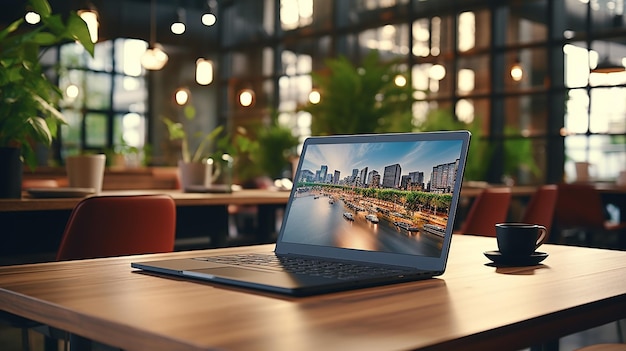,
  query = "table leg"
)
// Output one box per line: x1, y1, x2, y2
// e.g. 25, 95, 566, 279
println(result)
256, 204, 285, 244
